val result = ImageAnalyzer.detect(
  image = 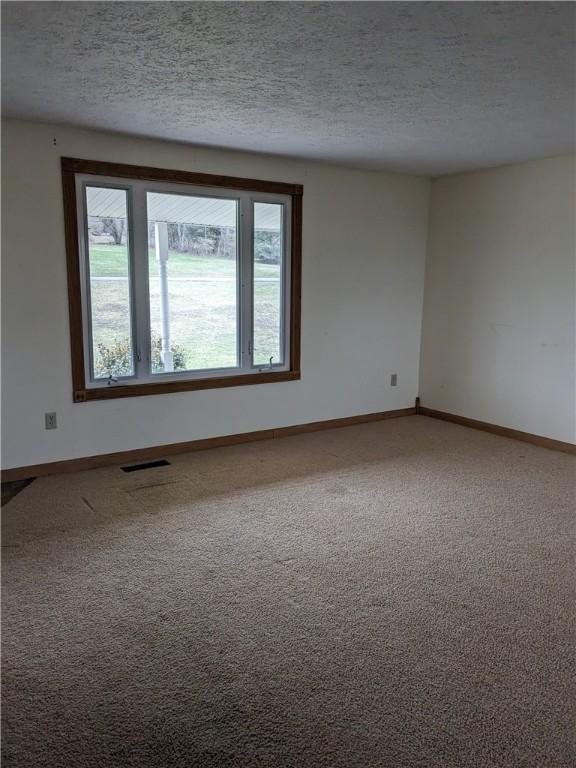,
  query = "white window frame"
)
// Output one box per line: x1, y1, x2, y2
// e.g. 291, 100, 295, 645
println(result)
75, 174, 292, 390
